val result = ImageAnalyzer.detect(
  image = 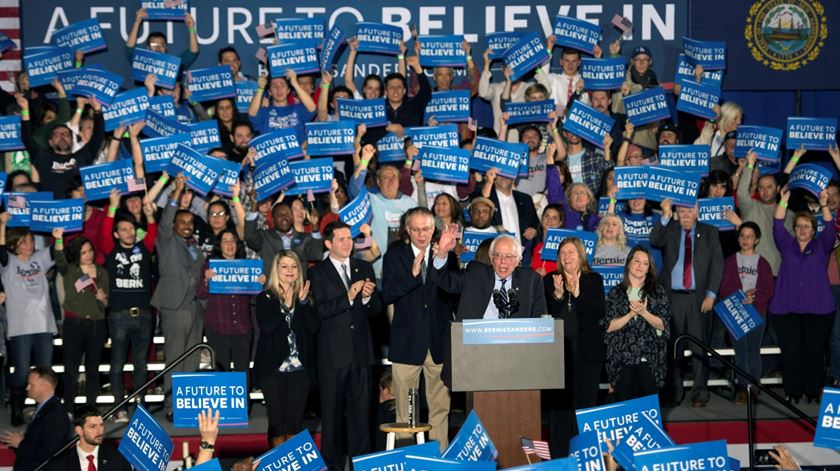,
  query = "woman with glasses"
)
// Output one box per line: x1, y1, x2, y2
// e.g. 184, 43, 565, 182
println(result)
770, 187, 835, 404
543, 238, 605, 457
254, 251, 317, 448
